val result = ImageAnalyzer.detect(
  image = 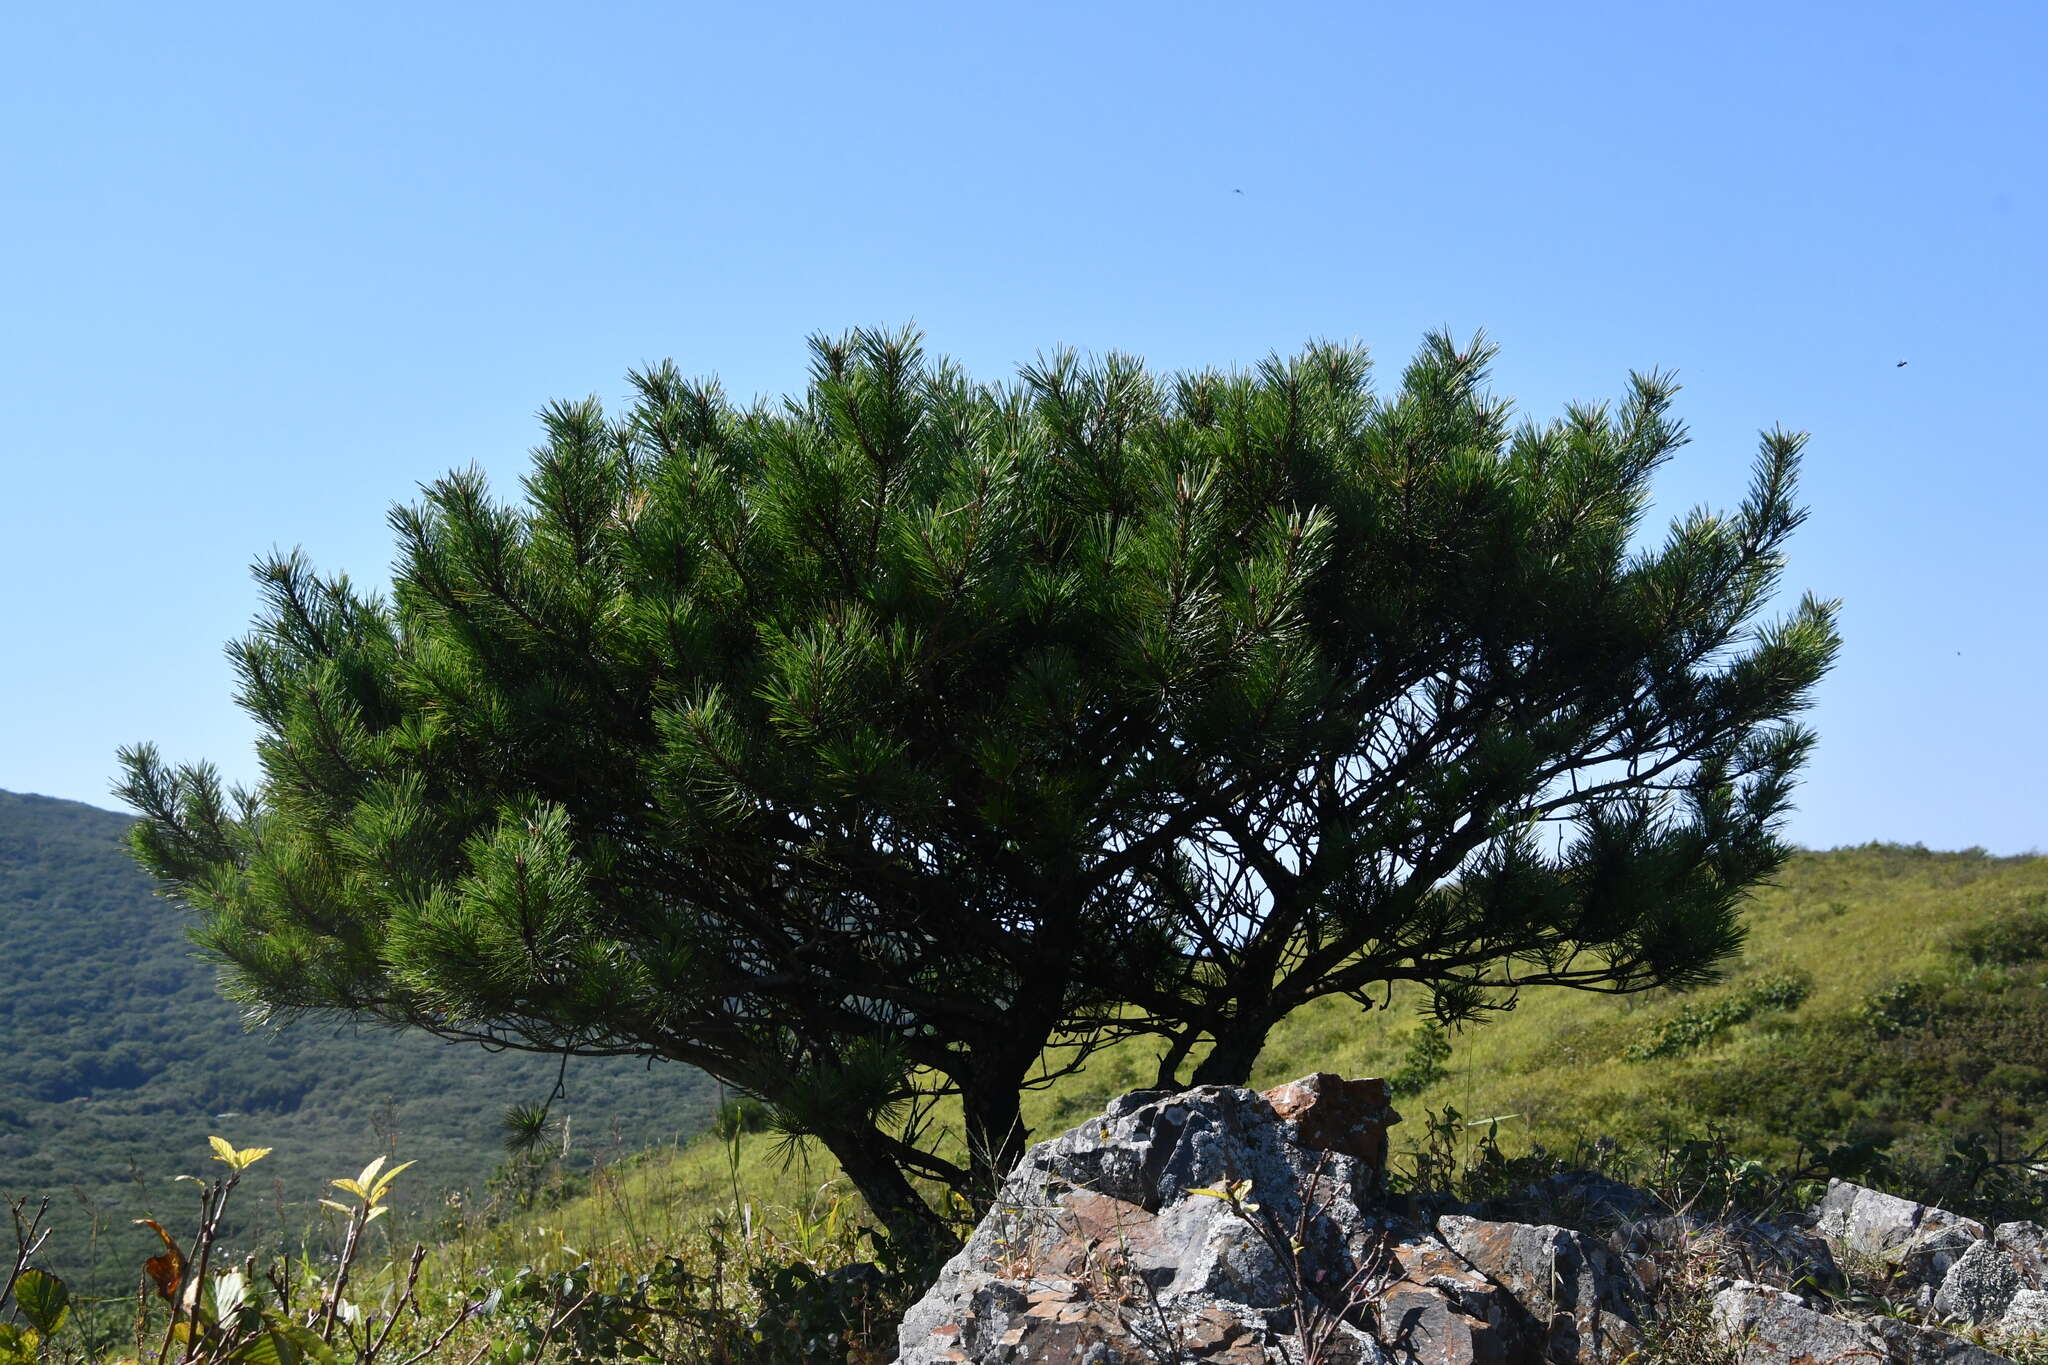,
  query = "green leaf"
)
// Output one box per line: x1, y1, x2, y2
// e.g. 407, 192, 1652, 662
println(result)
0, 1323, 40, 1365
276, 1324, 340, 1365
14, 1266, 70, 1335
228, 1329, 292, 1365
